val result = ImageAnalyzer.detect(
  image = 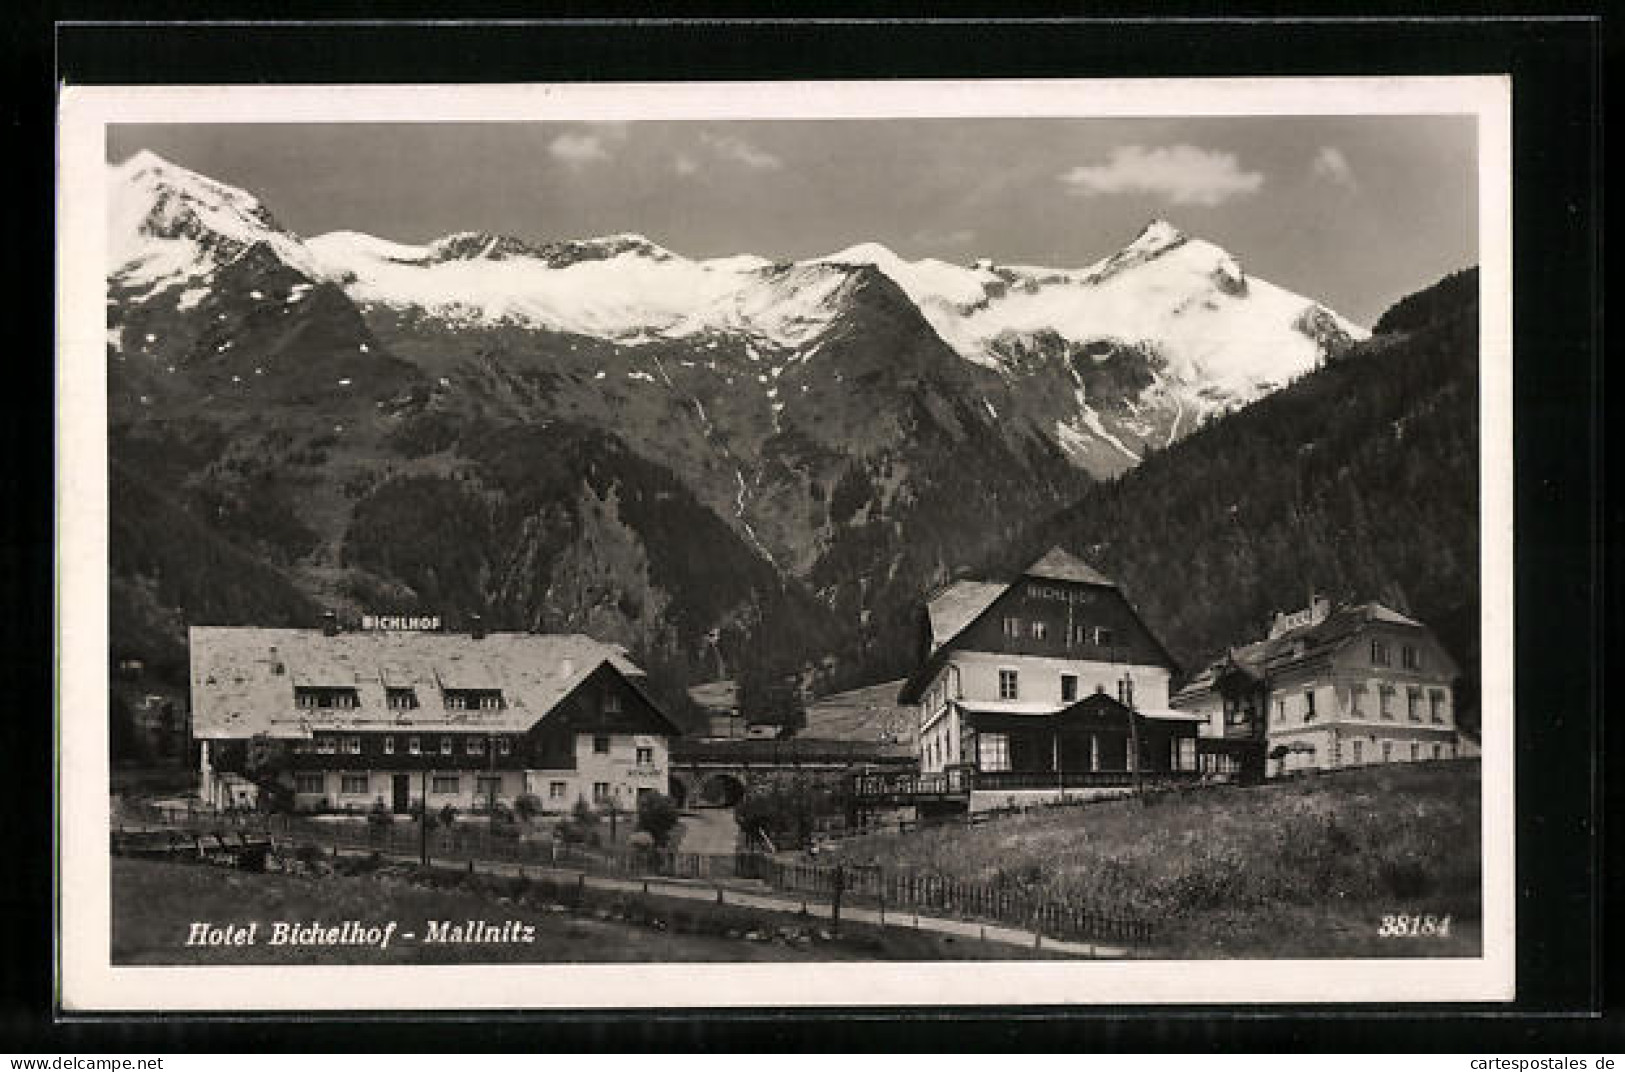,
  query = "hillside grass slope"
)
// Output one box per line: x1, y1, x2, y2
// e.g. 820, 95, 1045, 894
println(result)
837, 760, 1482, 958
